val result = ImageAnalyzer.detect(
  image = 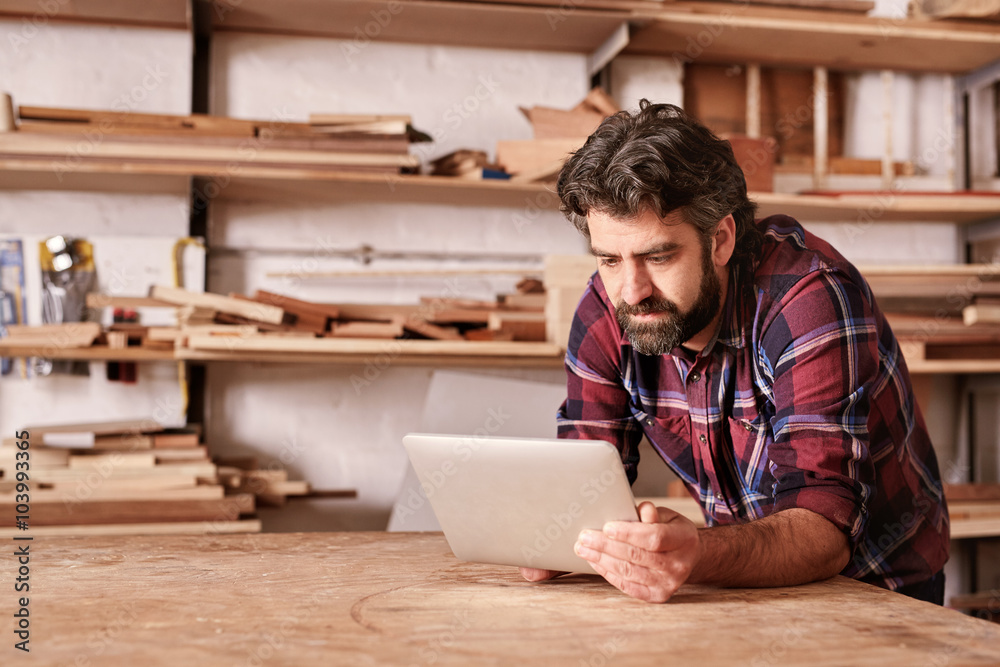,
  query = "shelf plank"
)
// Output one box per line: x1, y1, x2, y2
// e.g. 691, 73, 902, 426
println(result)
0, 0, 190, 29
3, 0, 1000, 76
626, 1, 1000, 73
753, 191, 1000, 224
208, 0, 630, 53
6, 157, 998, 221
0, 340, 566, 367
